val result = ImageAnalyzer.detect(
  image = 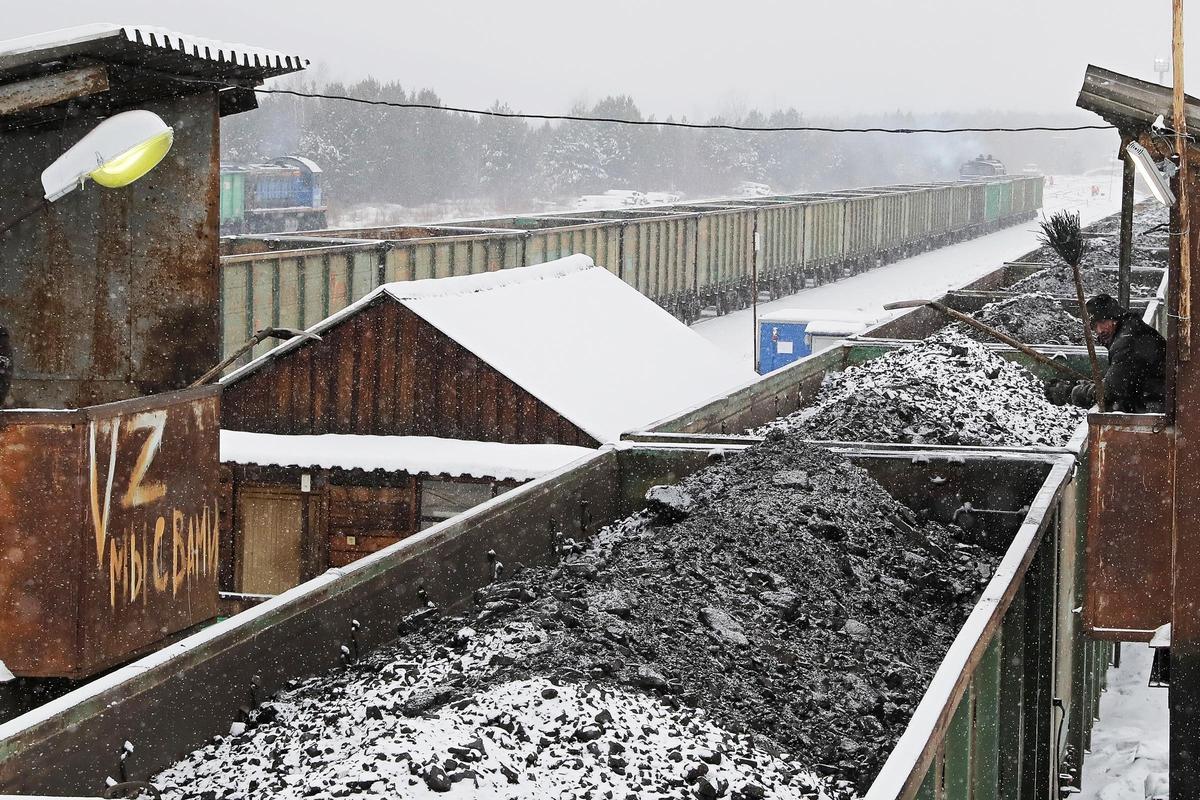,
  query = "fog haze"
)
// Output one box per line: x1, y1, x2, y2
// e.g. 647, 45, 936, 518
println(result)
2, 1, 1183, 120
